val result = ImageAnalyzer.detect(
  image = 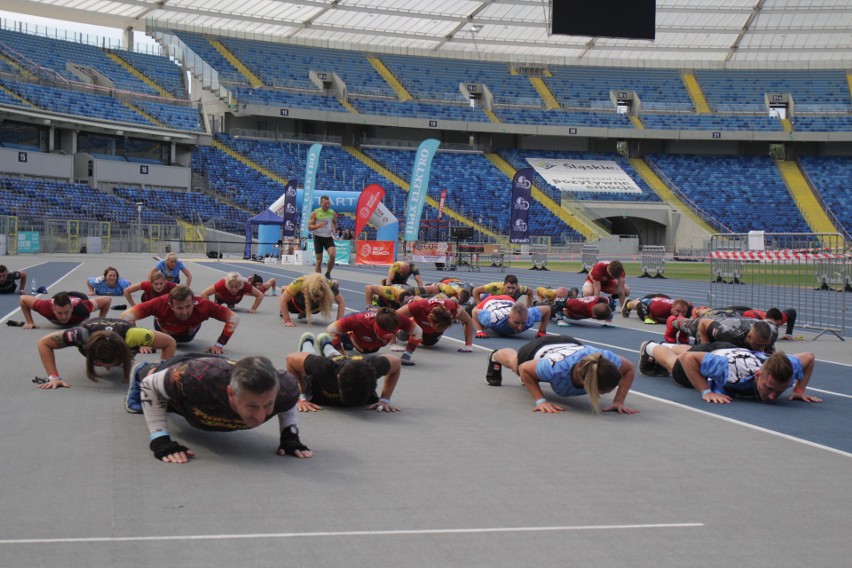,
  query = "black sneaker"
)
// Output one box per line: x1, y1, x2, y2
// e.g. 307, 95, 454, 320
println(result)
324, 272, 332, 280
111, 304, 128, 311
5, 320, 24, 327
485, 351, 503, 386
638, 341, 657, 376
621, 298, 632, 318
